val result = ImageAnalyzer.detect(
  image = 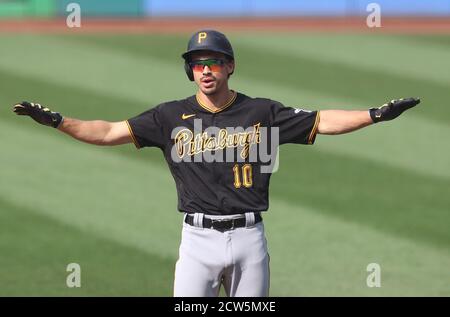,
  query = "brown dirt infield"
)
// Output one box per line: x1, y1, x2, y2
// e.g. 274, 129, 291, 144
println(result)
1, 17, 450, 34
